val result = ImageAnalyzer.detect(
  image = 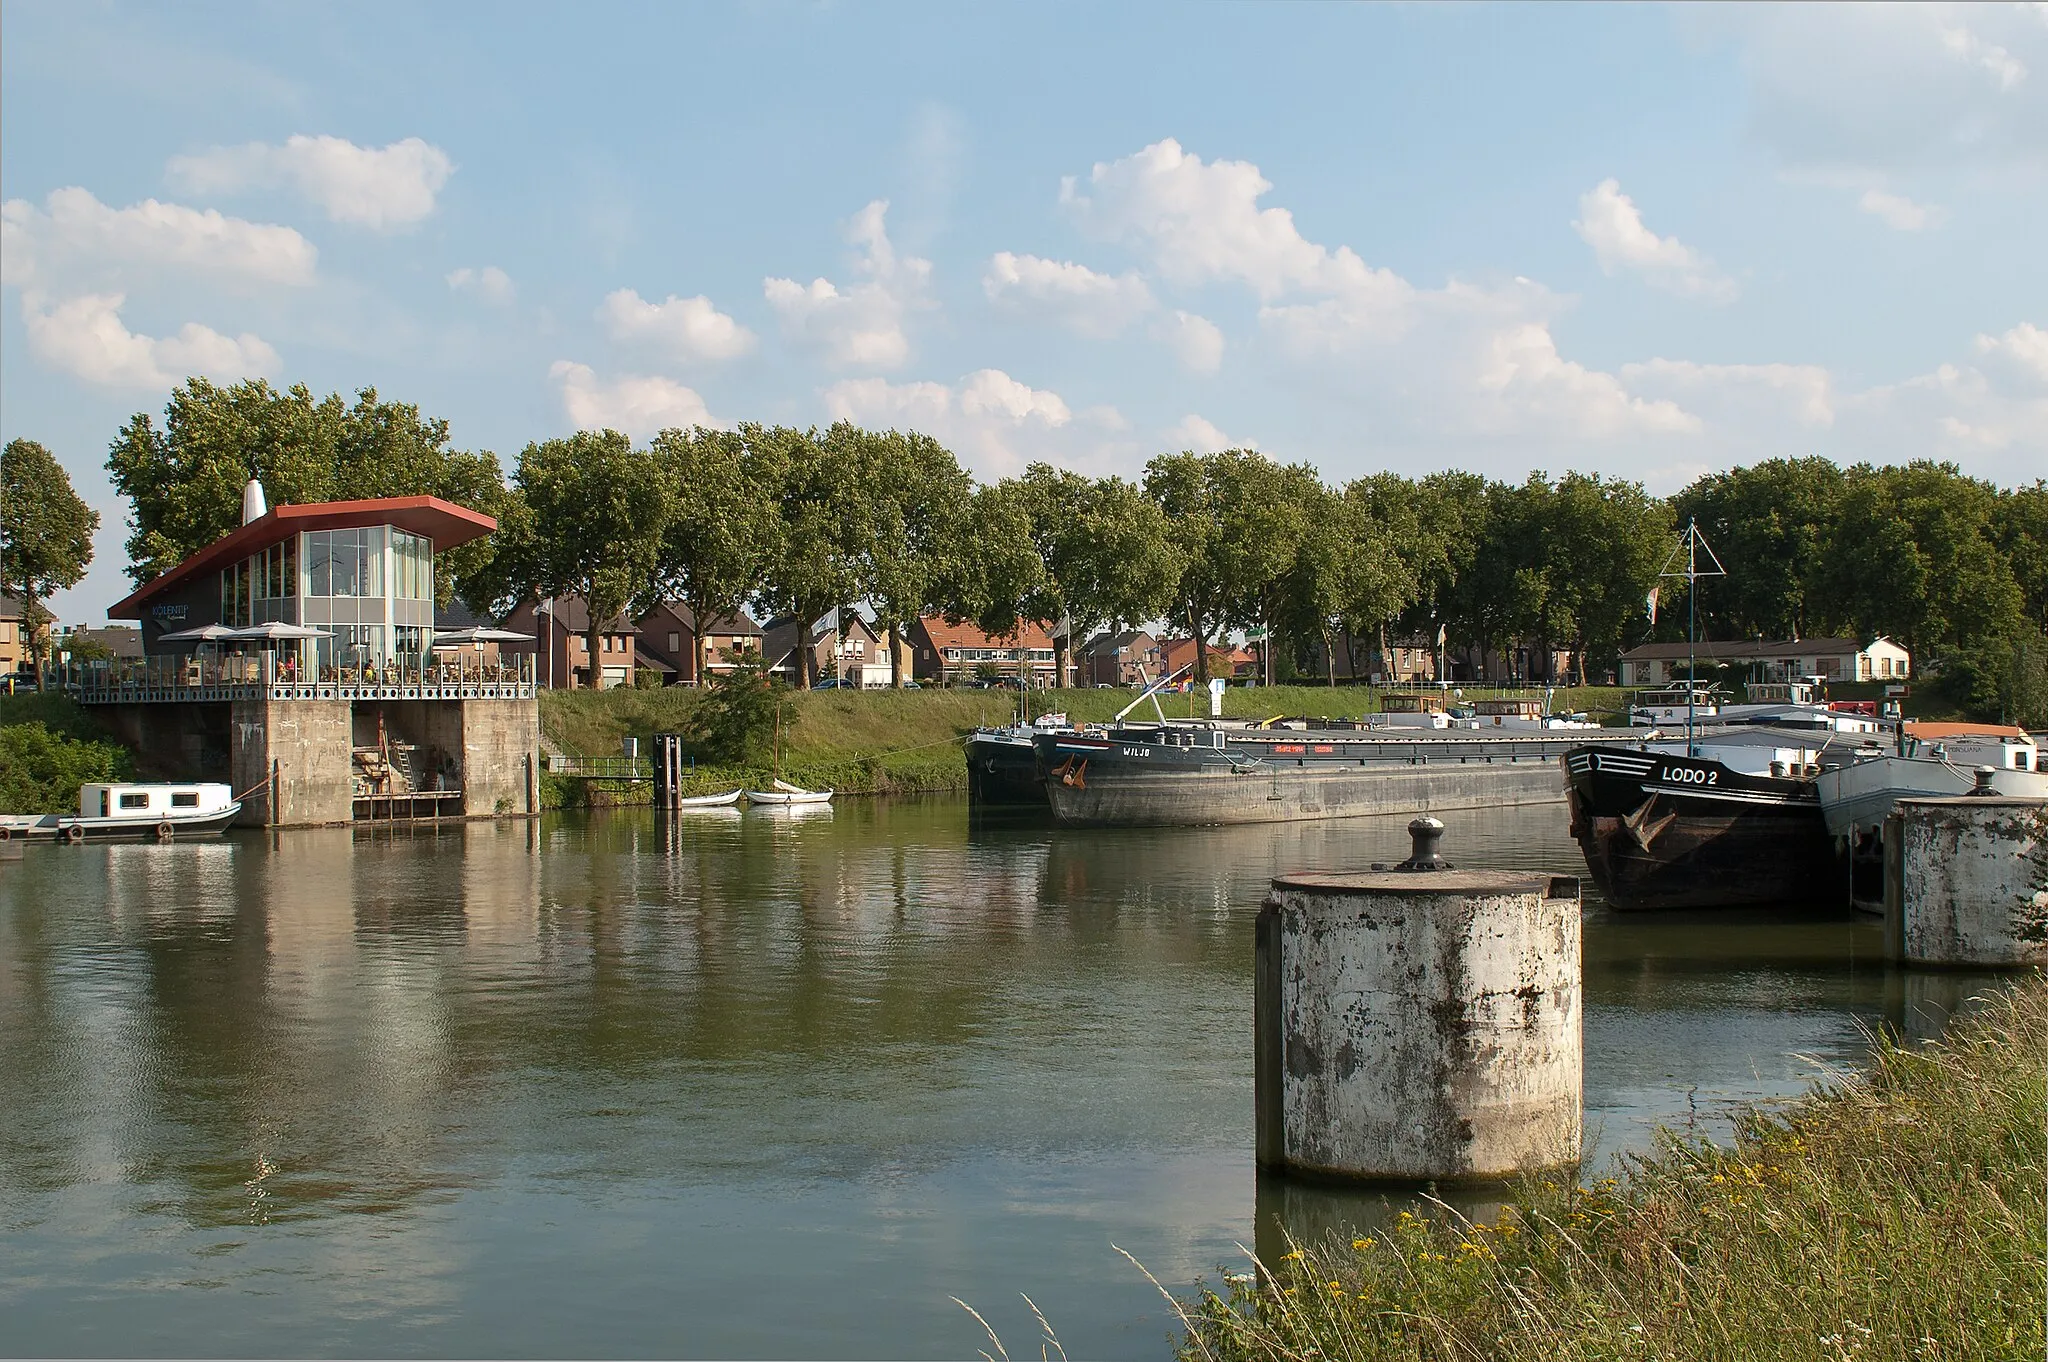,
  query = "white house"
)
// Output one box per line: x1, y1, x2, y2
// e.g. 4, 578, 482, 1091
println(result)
1618, 636, 1911, 687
